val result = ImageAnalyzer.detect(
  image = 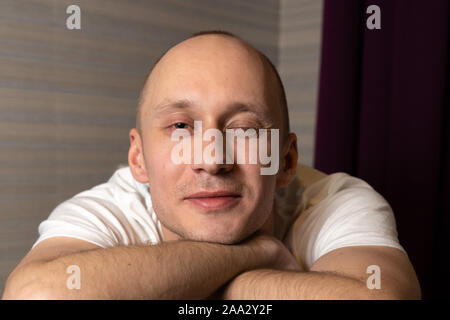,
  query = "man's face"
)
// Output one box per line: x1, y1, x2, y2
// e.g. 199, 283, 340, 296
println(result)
133, 36, 285, 244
